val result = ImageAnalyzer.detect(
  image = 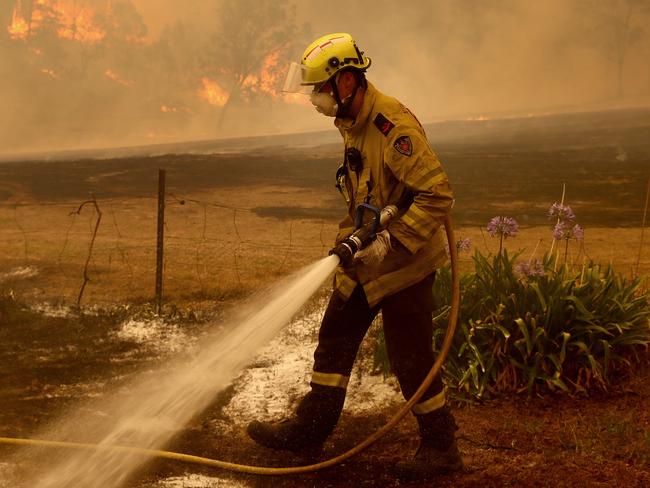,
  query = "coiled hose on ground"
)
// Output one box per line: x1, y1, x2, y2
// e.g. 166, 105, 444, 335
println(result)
0, 215, 460, 476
